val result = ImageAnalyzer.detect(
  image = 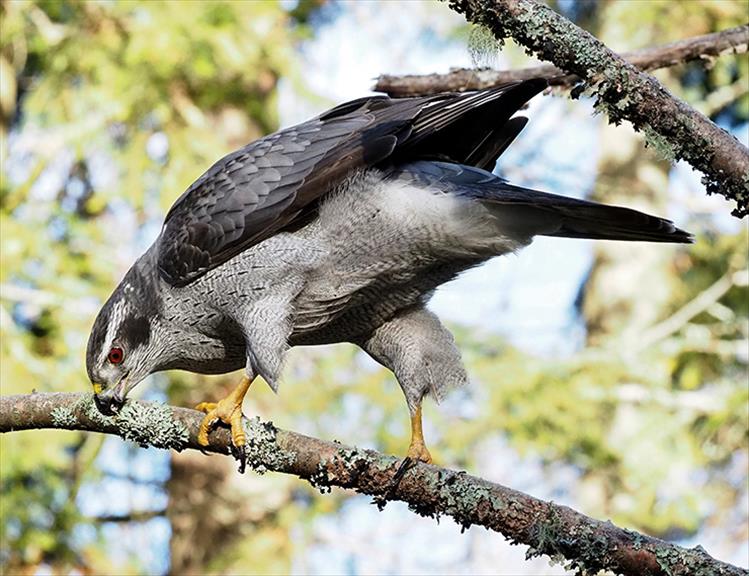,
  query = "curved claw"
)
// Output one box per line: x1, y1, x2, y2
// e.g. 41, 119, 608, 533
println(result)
406, 440, 432, 464
193, 377, 253, 448
229, 409, 246, 446
195, 403, 244, 447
